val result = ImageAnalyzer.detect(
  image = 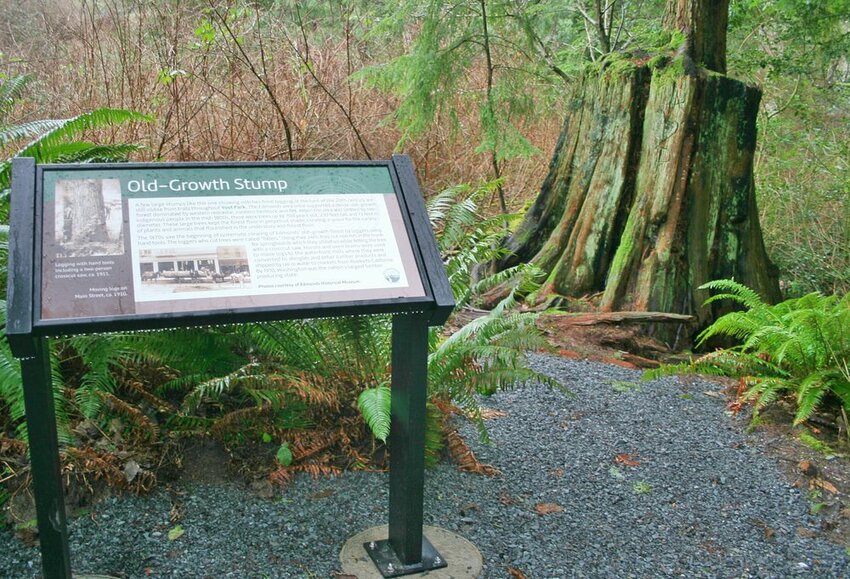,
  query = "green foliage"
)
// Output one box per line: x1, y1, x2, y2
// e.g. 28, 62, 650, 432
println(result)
182, 363, 261, 413
275, 442, 293, 466
360, 0, 554, 163
357, 385, 391, 443
424, 184, 566, 443
649, 280, 850, 425
753, 91, 849, 295
729, 0, 850, 81
428, 181, 542, 310
423, 401, 445, 467
798, 429, 839, 457
727, 1, 850, 295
